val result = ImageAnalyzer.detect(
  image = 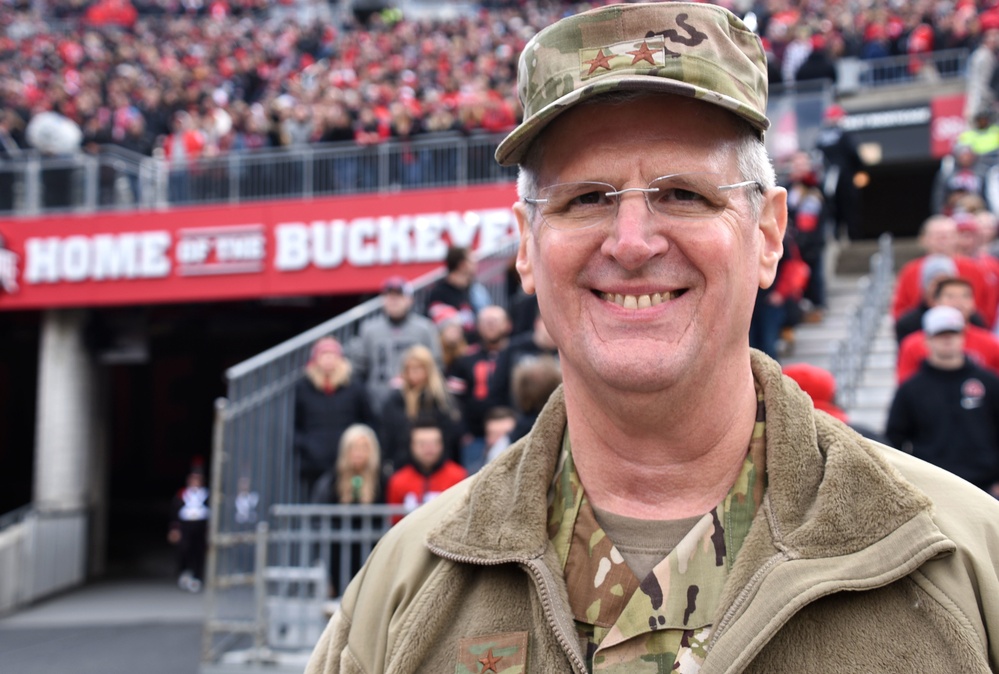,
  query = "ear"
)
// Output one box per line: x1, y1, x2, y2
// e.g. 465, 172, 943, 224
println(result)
758, 186, 787, 289
513, 201, 536, 295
